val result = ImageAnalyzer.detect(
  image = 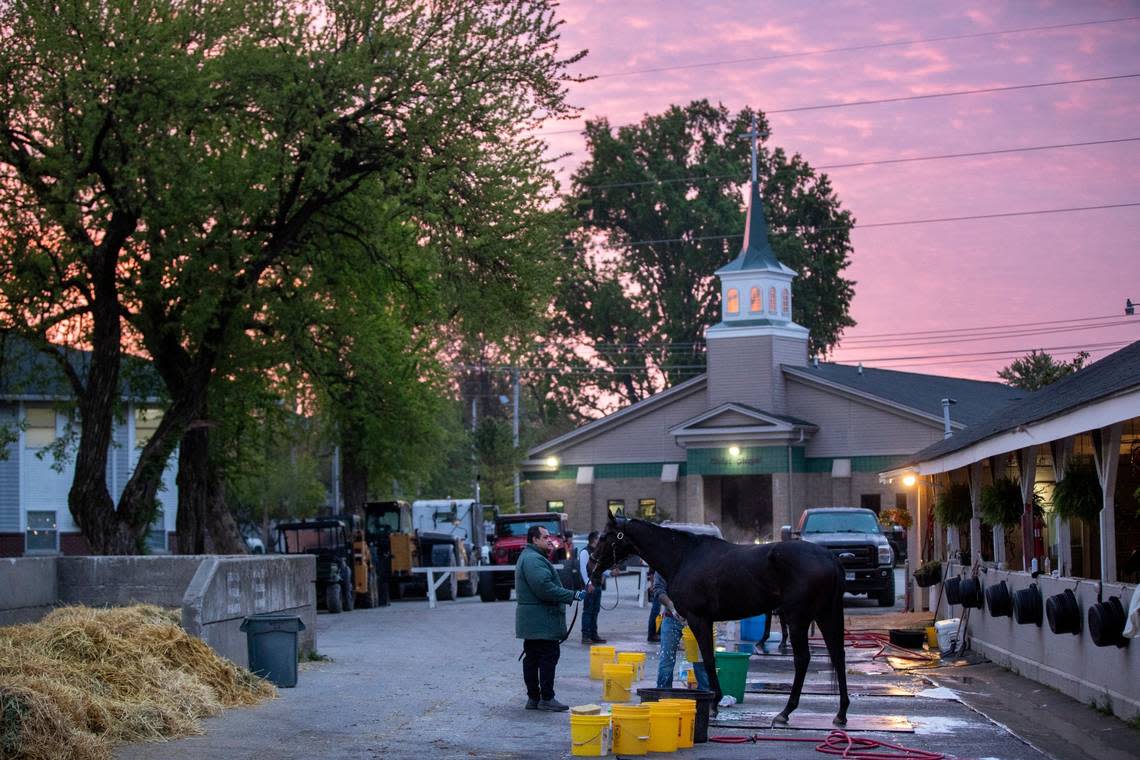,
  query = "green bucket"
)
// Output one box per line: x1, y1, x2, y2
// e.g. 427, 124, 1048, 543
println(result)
714, 651, 751, 702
